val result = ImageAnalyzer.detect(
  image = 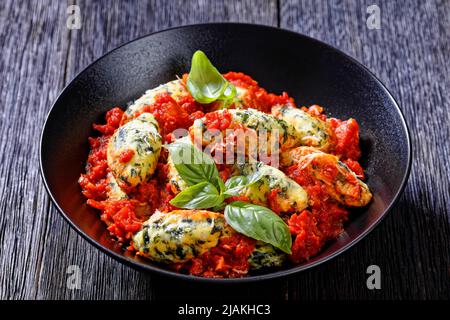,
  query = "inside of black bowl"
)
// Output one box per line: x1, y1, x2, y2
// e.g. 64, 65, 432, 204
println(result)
40, 24, 410, 280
